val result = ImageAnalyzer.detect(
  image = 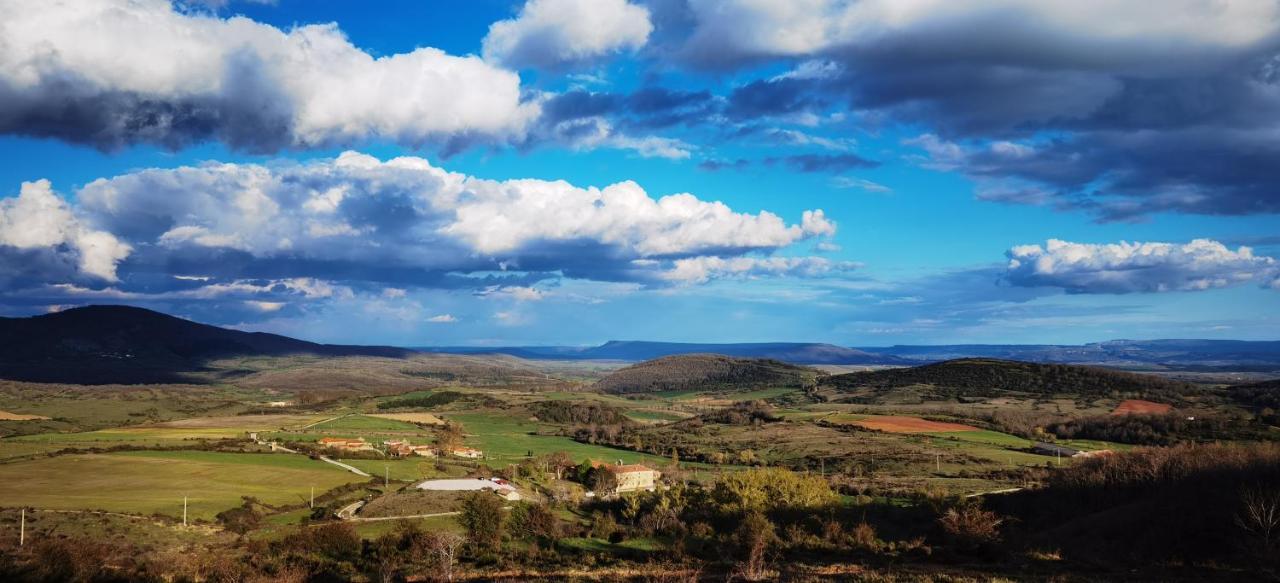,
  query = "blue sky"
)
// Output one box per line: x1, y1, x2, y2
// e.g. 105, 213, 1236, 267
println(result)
0, 0, 1277, 346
